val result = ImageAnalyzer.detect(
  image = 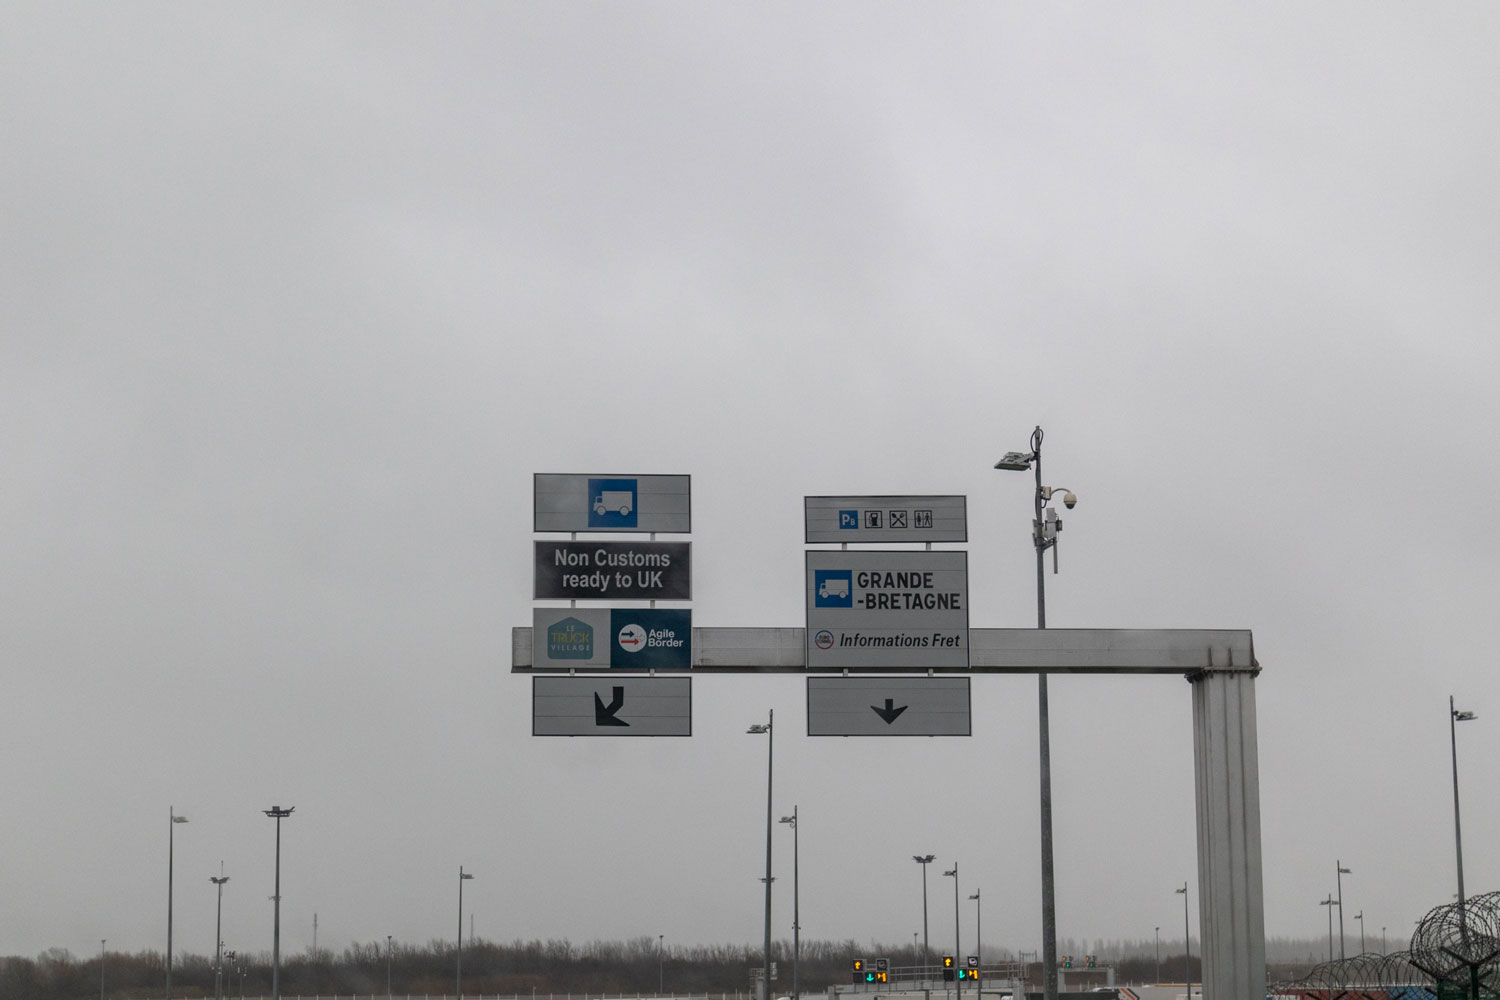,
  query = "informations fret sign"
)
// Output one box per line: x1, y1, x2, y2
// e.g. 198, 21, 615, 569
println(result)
805, 549, 969, 669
